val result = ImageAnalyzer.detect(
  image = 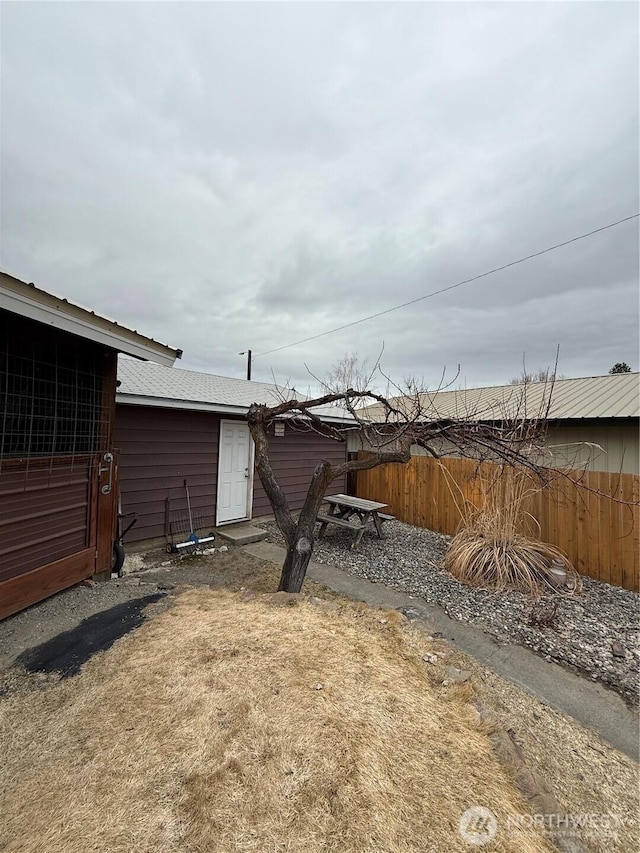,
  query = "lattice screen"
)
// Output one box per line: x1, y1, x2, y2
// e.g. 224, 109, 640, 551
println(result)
0, 311, 110, 466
